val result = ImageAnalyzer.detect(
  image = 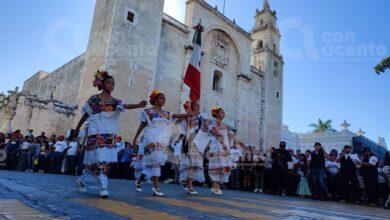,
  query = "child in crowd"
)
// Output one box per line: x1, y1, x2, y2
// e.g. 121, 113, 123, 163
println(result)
296, 154, 311, 197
